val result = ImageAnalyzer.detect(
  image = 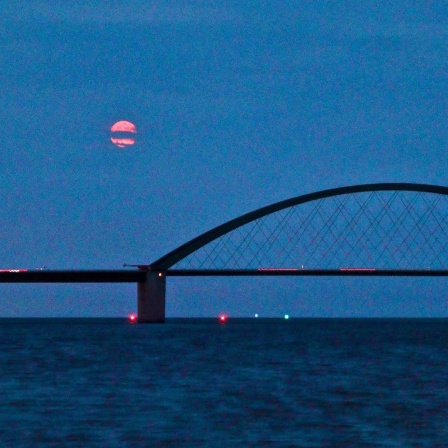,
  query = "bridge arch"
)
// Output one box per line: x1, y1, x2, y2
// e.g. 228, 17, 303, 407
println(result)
151, 183, 448, 271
